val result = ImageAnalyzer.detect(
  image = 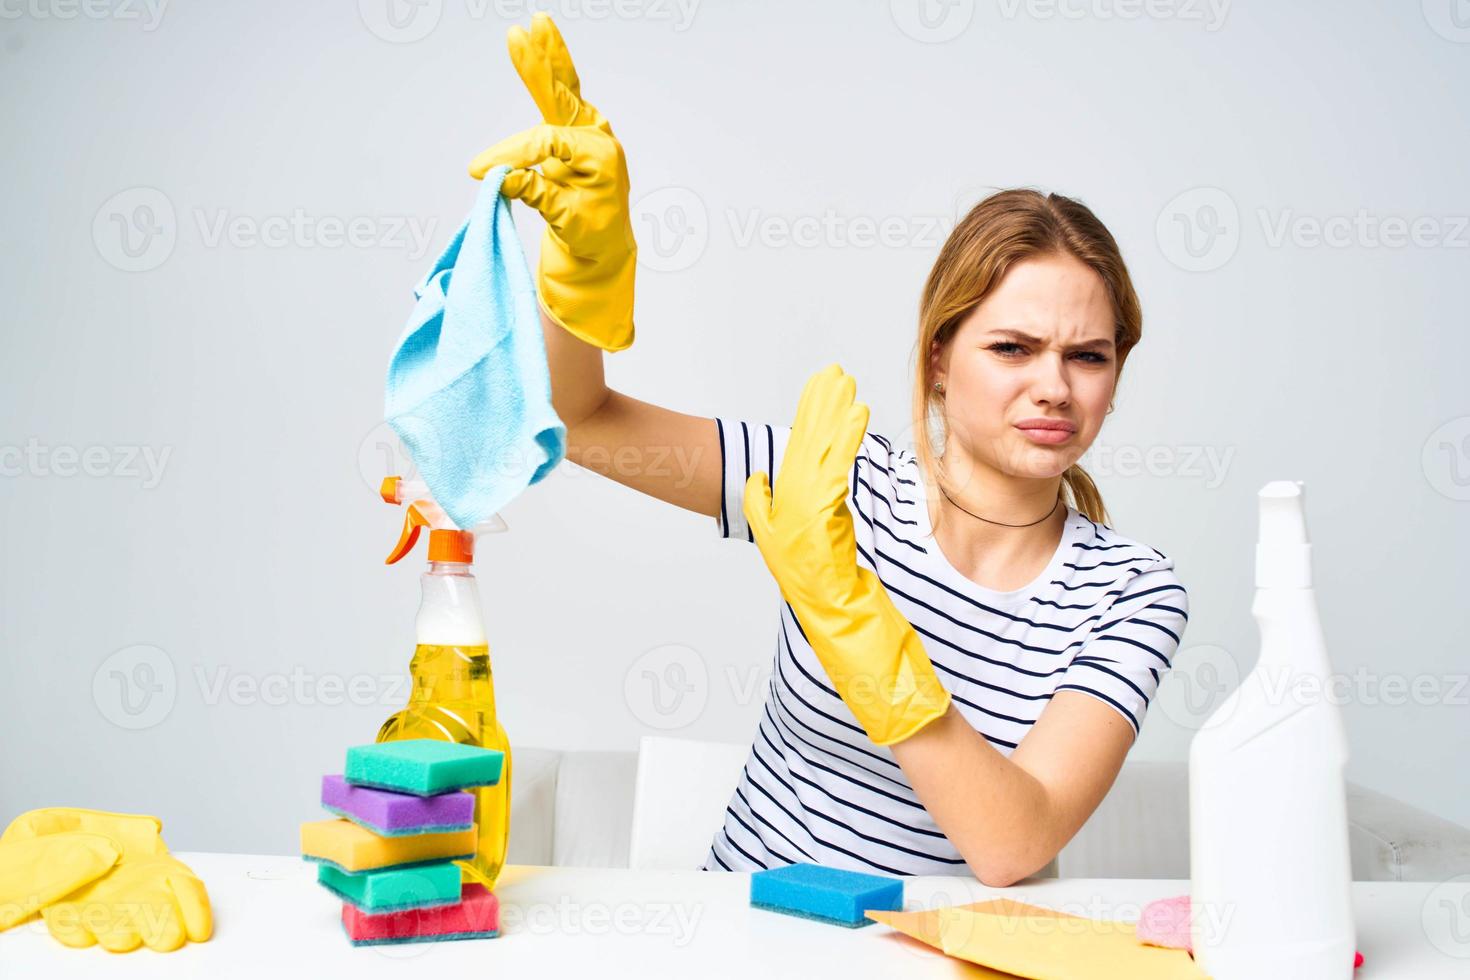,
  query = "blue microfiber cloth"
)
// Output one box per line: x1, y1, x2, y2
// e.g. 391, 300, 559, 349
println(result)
749, 863, 904, 928
385, 165, 565, 530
